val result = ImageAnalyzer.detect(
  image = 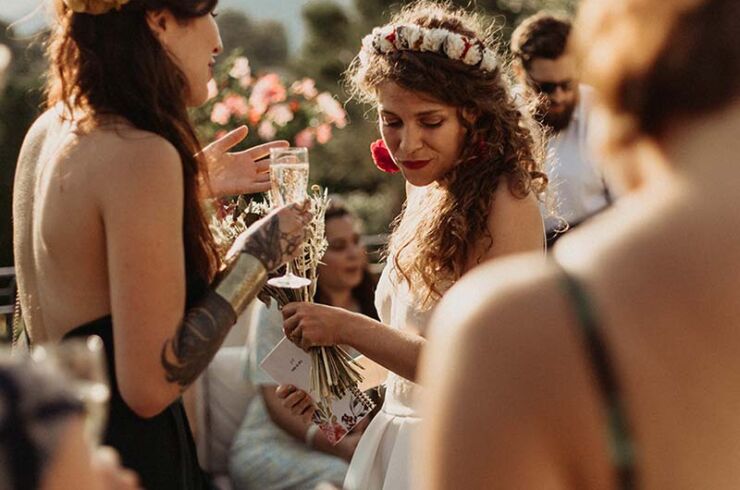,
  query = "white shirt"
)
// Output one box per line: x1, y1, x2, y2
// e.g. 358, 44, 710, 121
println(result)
544, 85, 610, 232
